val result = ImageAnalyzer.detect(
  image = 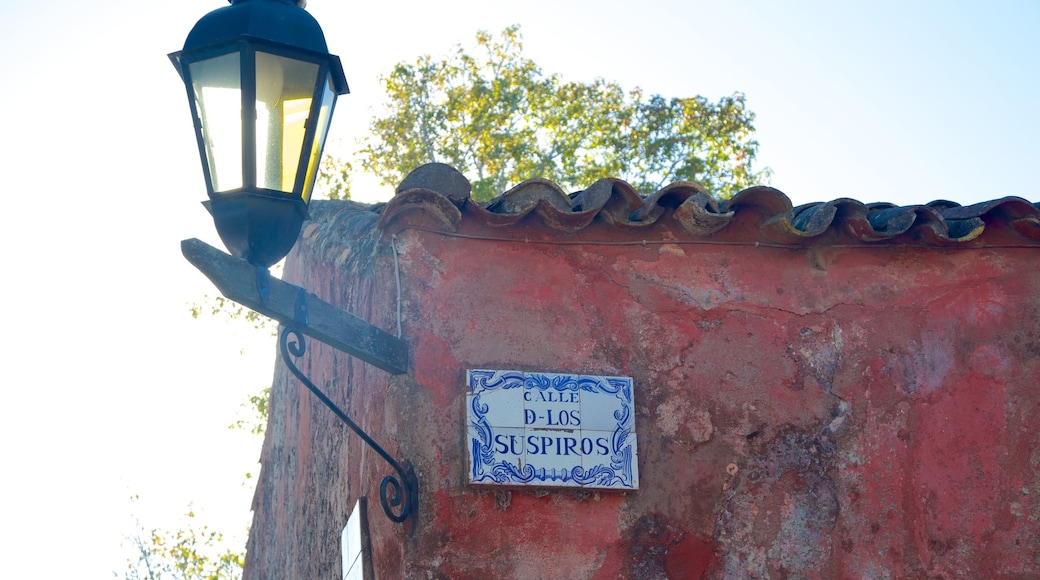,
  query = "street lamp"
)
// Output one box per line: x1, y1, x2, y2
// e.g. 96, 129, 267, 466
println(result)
173, 0, 417, 527
170, 0, 349, 268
